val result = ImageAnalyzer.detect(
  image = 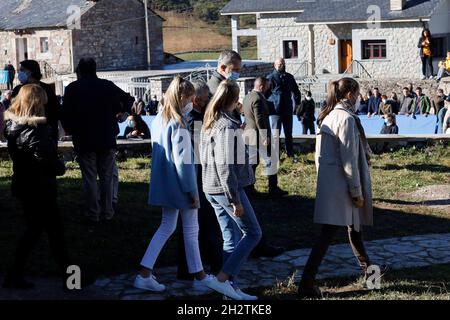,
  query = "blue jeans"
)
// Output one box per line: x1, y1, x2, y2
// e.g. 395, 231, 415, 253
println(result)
271, 114, 294, 157
206, 189, 262, 278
